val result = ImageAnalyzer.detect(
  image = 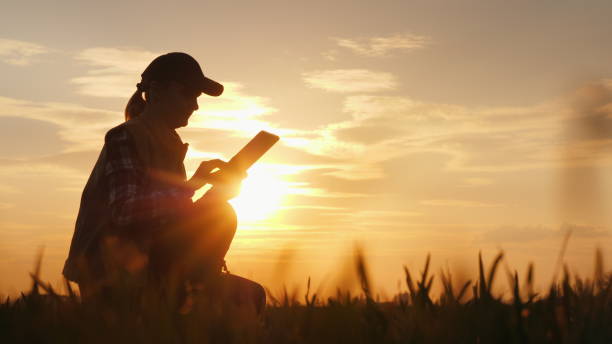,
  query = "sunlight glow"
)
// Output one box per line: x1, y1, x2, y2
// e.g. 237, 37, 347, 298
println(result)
229, 164, 290, 224
186, 144, 319, 224
184, 147, 224, 161
184, 140, 322, 227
